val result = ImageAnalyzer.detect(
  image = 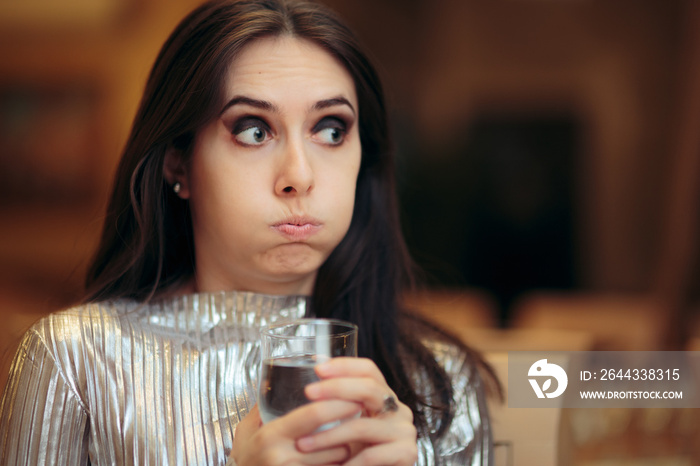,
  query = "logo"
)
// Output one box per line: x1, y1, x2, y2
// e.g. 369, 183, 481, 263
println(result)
528, 359, 568, 399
